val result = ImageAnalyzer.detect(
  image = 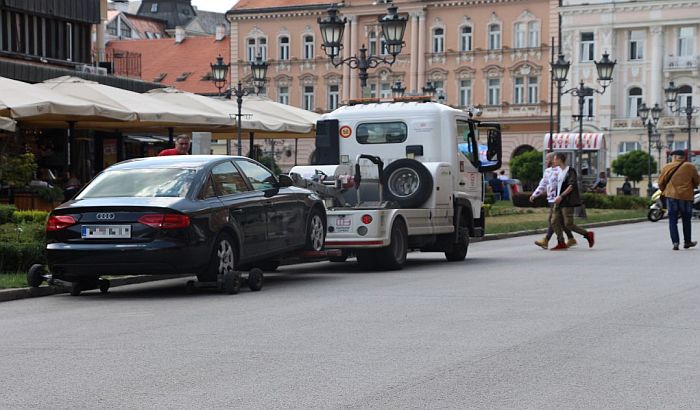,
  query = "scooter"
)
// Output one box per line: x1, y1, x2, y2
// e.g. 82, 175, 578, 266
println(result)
648, 188, 666, 222
648, 188, 700, 222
